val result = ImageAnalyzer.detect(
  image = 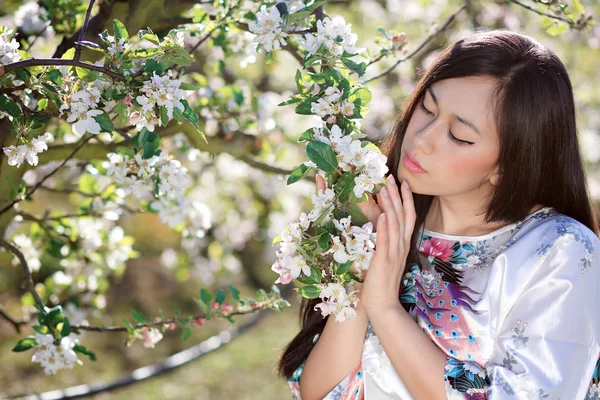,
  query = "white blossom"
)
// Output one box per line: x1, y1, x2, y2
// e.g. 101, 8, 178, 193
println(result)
11, 234, 41, 272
